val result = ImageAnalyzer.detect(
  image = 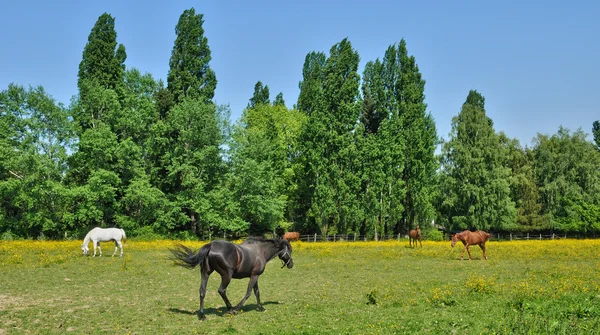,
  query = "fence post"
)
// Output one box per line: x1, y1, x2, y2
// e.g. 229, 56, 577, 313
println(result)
354, 234, 356, 241
552, 233, 555, 240
314, 233, 317, 243
539, 234, 542, 240
510, 233, 512, 241
527, 233, 530, 240
398, 233, 400, 241
333, 234, 336, 242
